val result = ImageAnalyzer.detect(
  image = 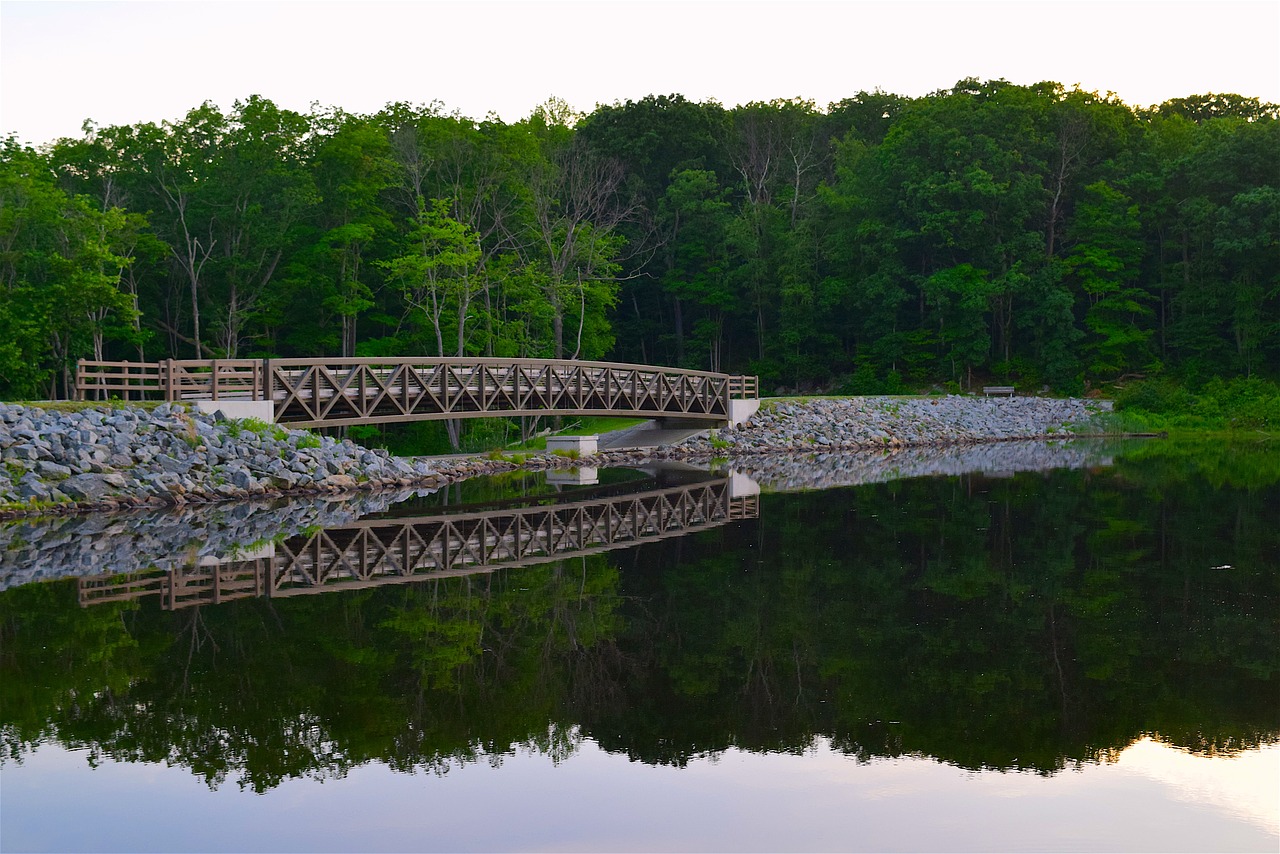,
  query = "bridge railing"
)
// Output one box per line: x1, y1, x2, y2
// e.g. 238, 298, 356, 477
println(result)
76, 359, 265, 402
75, 360, 165, 400
76, 357, 759, 425
729, 375, 758, 399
